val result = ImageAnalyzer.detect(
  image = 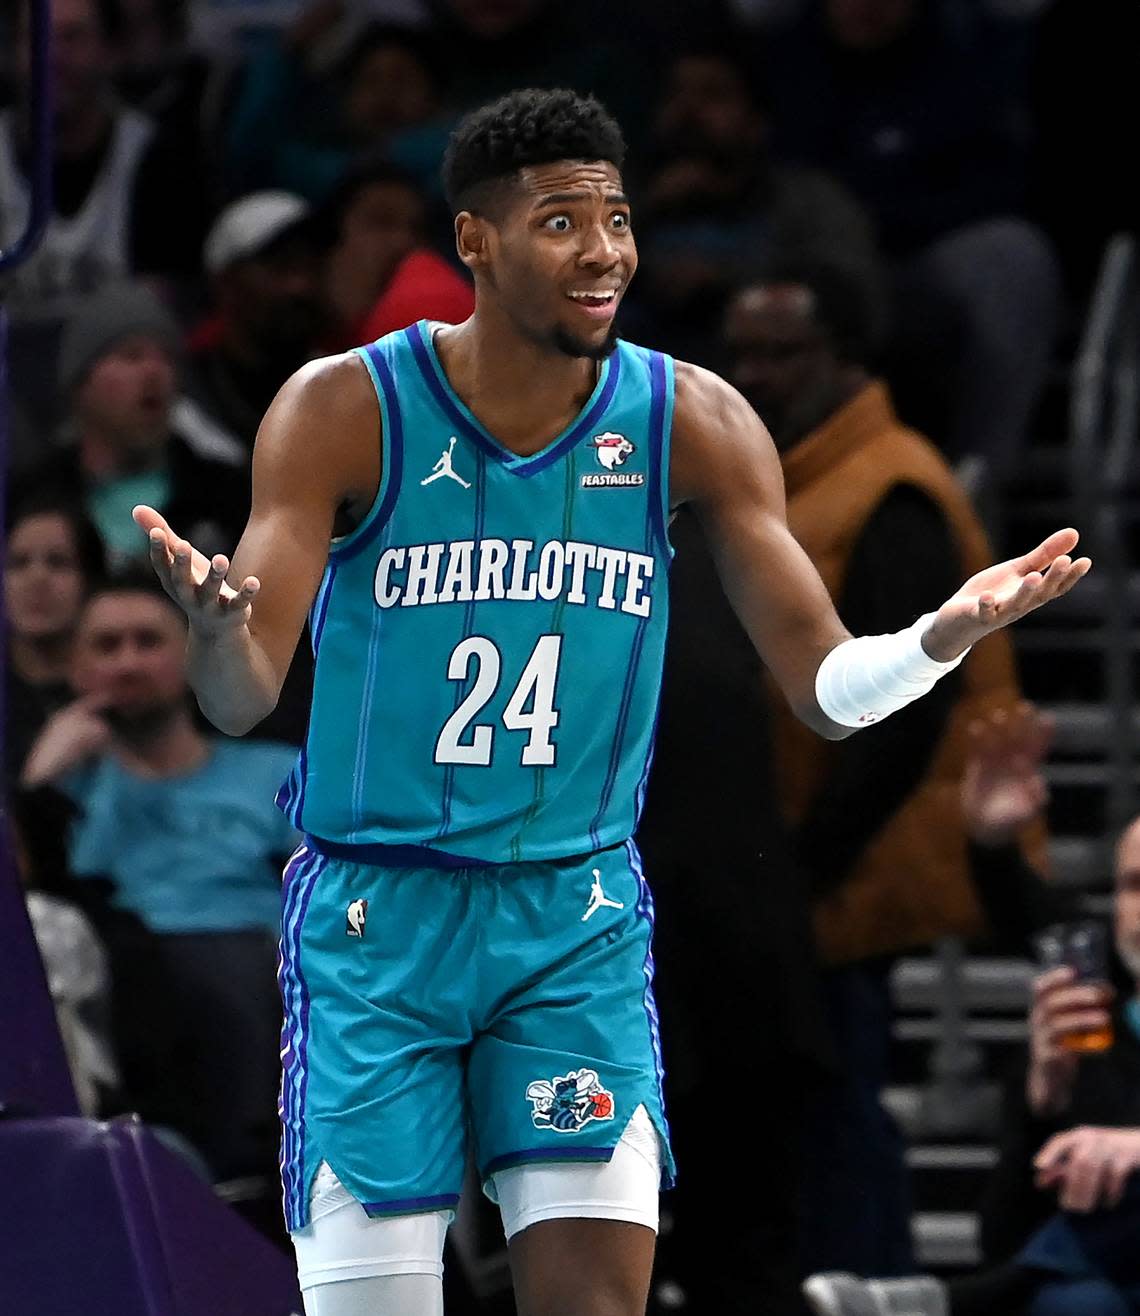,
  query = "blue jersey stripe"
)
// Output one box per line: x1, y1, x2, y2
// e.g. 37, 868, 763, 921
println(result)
309, 565, 336, 655
331, 343, 404, 563
588, 349, 668, 845
436, 451, 487, 842
350, 549, 388, 841
406, 320, 623, 477
286, 565, 338, 829
646, 351, 673, 557
590, 615, 649, 847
